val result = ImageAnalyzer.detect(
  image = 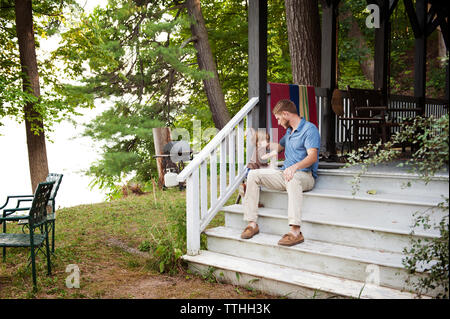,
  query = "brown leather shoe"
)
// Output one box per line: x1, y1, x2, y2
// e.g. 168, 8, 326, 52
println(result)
278, 232, 304, 246
240, 224, 259, 239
